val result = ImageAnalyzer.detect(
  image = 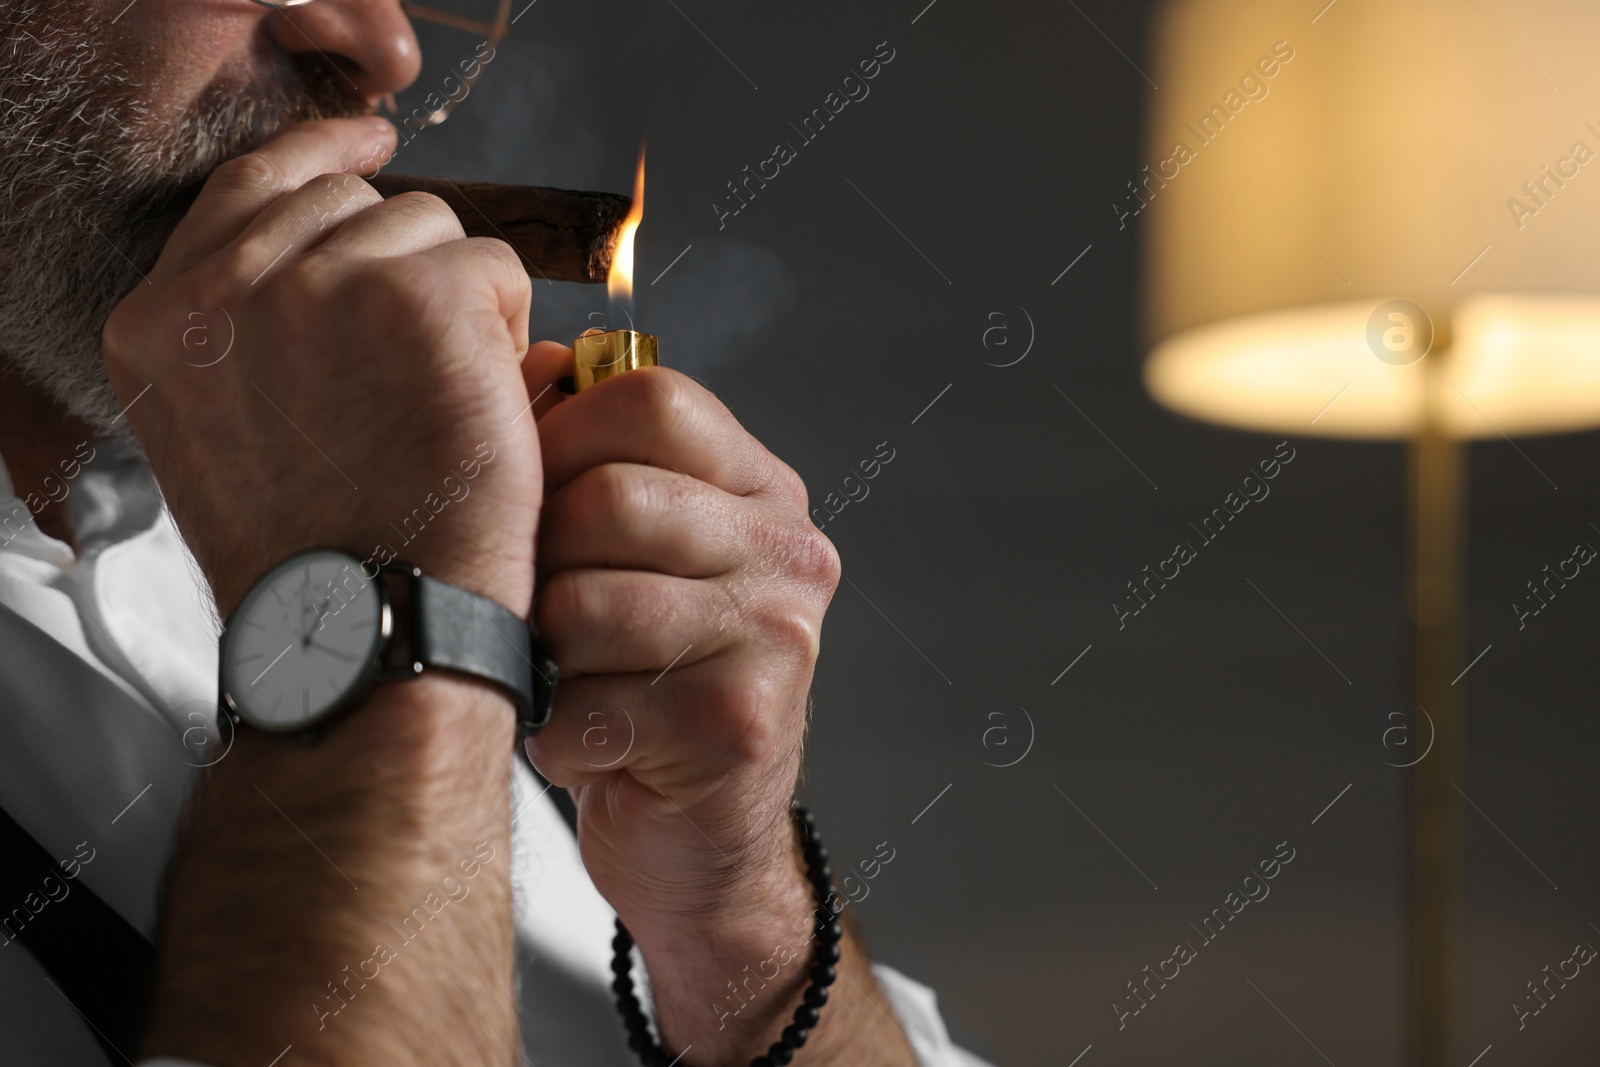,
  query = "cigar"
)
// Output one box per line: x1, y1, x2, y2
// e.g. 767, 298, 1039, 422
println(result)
368, 174, 631, 284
